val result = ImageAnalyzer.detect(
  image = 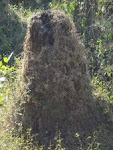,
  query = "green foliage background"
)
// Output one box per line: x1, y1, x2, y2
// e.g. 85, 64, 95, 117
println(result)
0, 0, 113, 149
